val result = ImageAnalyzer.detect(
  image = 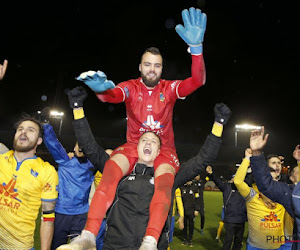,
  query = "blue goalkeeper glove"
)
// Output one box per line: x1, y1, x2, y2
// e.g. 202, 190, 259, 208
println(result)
175, 7, 207, 55
76, 70, 115, 93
